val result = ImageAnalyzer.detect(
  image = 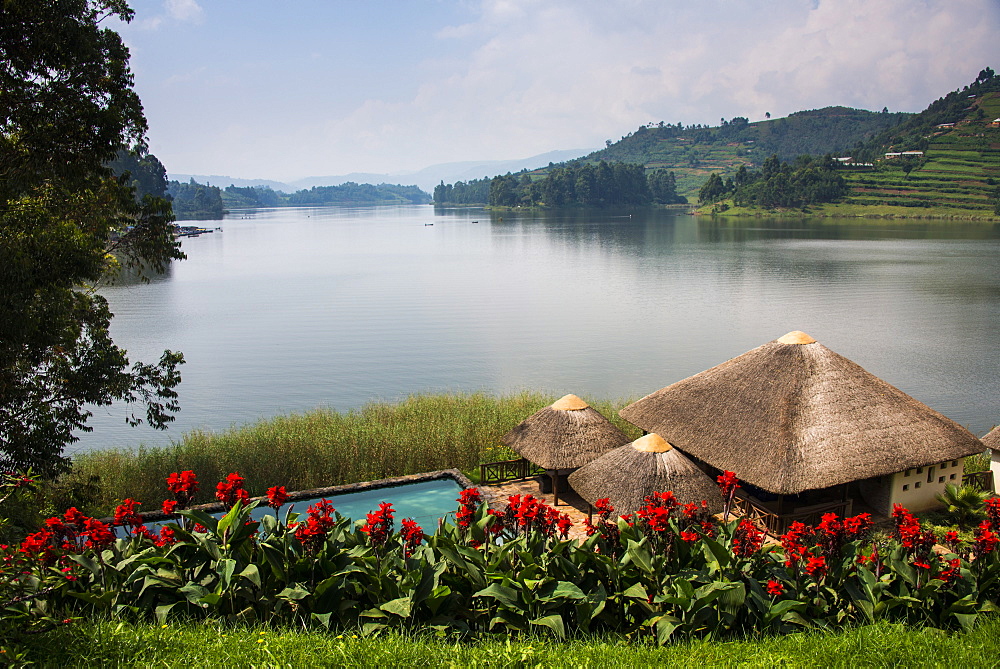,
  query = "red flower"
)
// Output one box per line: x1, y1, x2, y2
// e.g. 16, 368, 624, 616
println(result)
843, 512, 873, 539
215, 472, 250, 509
162, 499, 178, 515
680, 530, 699, 543
113, 498, 143, 528
83, 518, 115, 549
804, 555, 827, 579
731, 519, 764, 557
594, 498, 615, 518
62, 507, 87, 527
400, 517, 423, 557
716, 471, 740, 496
944, 530, 960, 544
766, 579, 784, 596
295, 499, 336, 553
157, 526, 178, 547
455, 488, 482, 531
975, 521, 1000, 557
985, 496, 1000, 526
556, 513, 573, 539
361, 501, 395, 548
266, 485, 288, 510
937, 557, 962, 584
166, 470, 199, 508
